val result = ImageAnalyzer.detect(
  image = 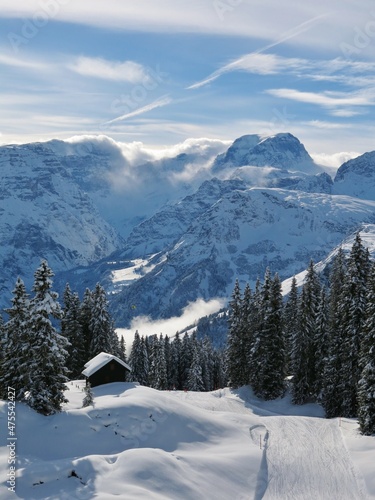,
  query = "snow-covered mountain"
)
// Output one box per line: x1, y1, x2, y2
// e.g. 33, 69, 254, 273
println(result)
213, 132, 321, 174
0, 136, 225, 301
107, 187, 375, 325
0, 142, 122, 298
1, 131, 375, 327
333, 150, 375, 199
